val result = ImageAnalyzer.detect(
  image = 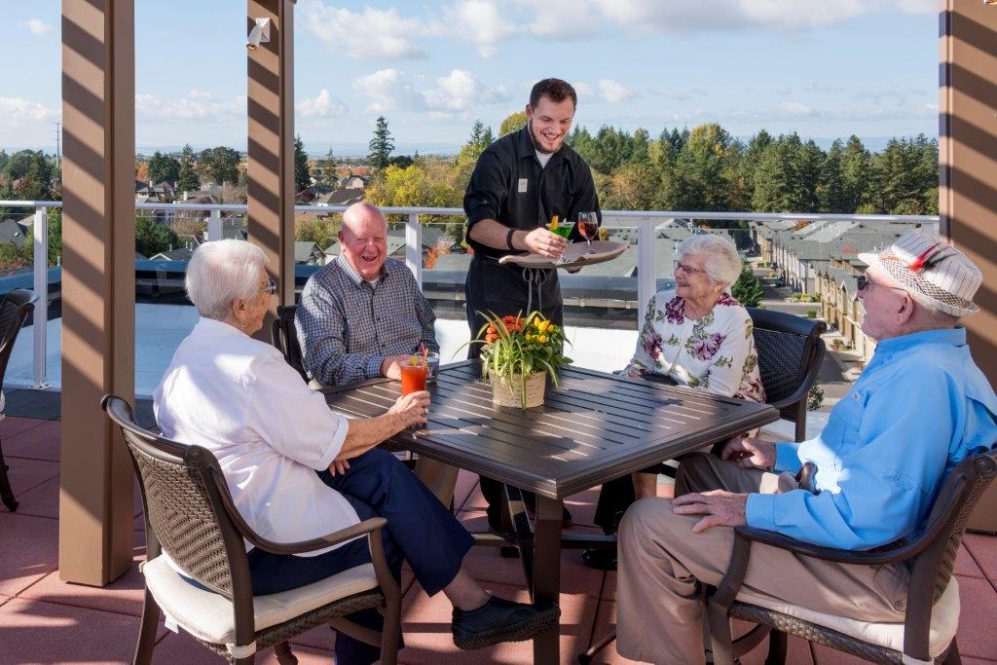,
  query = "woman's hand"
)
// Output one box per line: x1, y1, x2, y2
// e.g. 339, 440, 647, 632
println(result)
721, 436, 776, 470
388, 390, 431, 429
328, 458, 351, 476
